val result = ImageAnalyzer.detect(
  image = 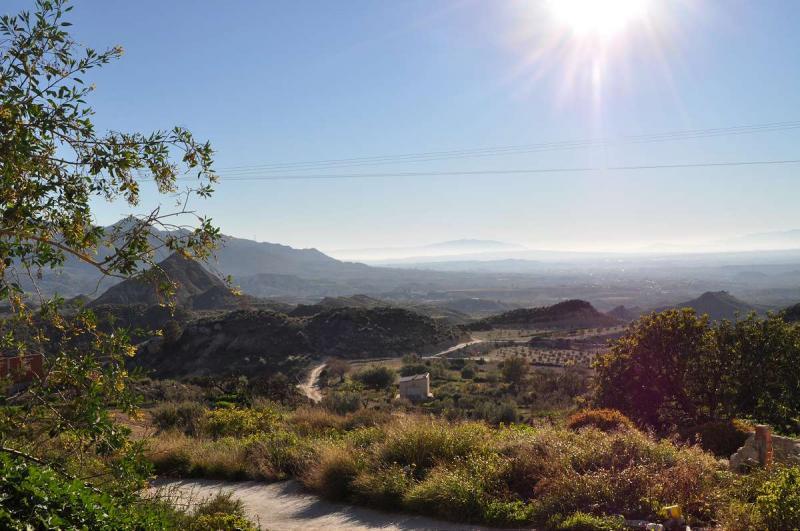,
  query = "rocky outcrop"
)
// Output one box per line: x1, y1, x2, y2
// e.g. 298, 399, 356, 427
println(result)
730, 425, 800, 471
